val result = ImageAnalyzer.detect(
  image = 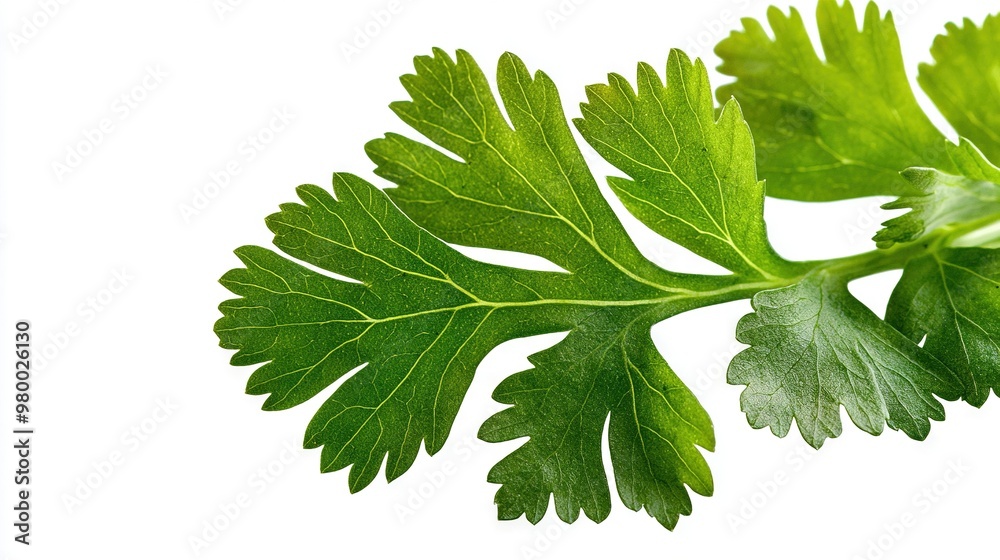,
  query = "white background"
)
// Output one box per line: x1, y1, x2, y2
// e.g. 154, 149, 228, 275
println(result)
2, 1, 998, 558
